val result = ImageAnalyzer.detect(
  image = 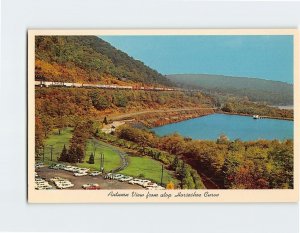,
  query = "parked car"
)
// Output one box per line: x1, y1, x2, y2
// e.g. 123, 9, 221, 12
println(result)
143, 182, 158, 188
104, 173, 113, 179
119, 176, 133, 182
35, 162, 45, 169
113, 174, 125, 180
56, 164, 66, 169
140, 180, 151, 186
50, 177, 64, 182
56, 183, 74, 189
78, 168, 90, 172
82, 183, 100, 189
129, 178, 144, 185
74, 172, 88, 177
85, 185, 101, 190
64, 166, 74, 171
90, 171, 102, 176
